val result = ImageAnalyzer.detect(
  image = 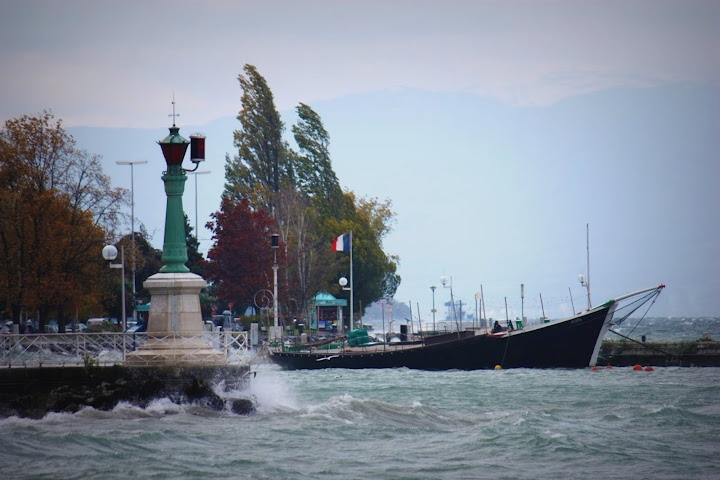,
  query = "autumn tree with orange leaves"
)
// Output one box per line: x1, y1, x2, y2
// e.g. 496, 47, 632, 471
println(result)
0, 112, 128, 331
